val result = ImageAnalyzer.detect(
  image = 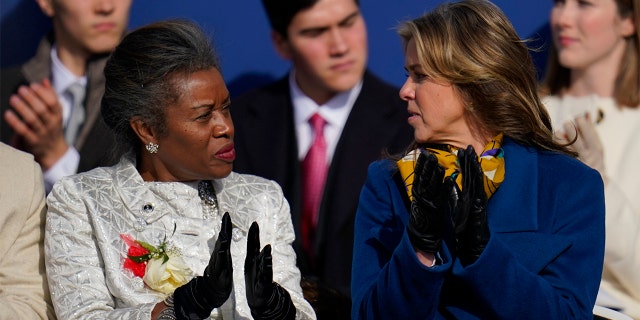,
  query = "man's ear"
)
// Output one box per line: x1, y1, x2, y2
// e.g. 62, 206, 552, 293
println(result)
129, 117, 157, 147
35, 0, 55, 18
271, 30, 292, 60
